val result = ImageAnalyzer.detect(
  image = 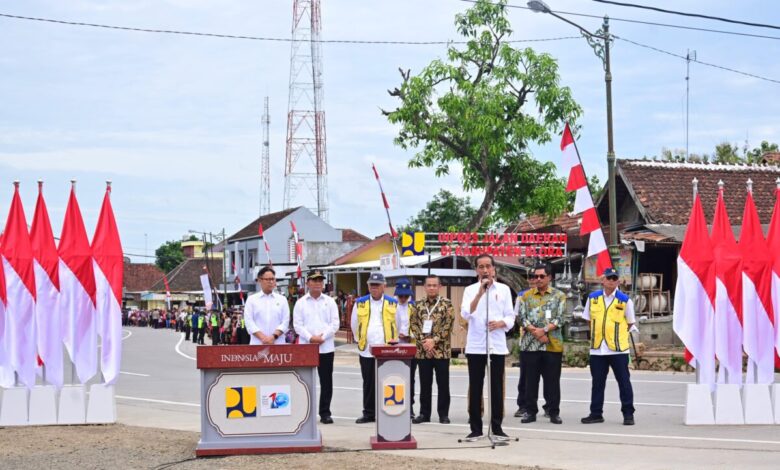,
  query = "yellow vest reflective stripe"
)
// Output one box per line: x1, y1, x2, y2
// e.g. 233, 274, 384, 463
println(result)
356, 296, 398, 351
198, 316, 204, 328
589, 291, 630, 352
